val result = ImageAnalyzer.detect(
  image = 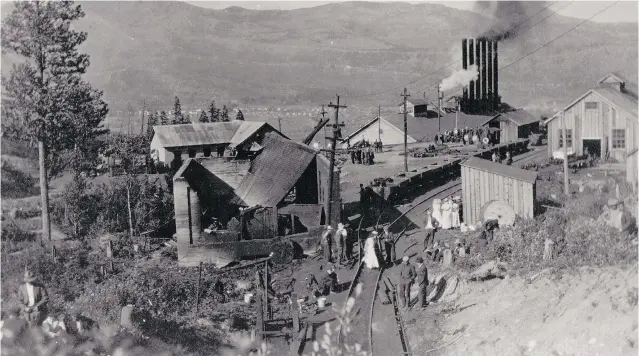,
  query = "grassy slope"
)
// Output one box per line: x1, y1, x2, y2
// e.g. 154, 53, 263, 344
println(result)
1, 1, 636, 116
